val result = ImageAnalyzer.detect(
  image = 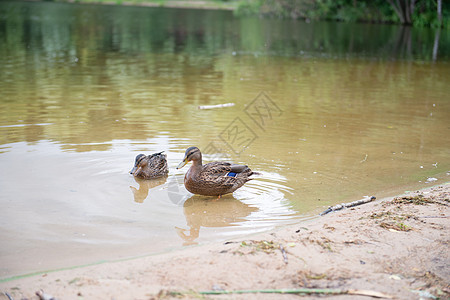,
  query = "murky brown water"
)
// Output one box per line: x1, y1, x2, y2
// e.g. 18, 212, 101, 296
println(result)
0, 1, 449, 279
